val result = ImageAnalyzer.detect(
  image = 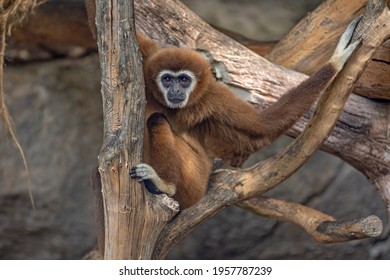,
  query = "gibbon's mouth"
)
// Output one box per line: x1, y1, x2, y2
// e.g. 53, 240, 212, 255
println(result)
168, 97, 186, 104
166, 97, 188, 109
